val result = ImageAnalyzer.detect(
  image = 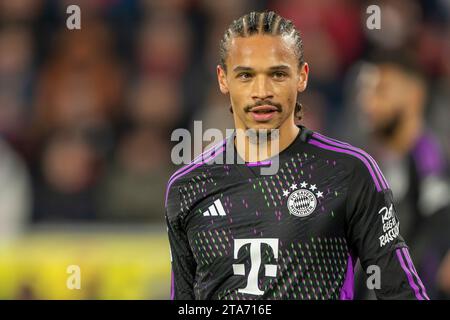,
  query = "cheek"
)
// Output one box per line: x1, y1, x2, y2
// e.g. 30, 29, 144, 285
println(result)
230, 84, 253, 106
278, 82, 297, 102
364, 92, 391, 118
229, 93, 243, 108
379, 92, 401, 115
283, 90, 297, 111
